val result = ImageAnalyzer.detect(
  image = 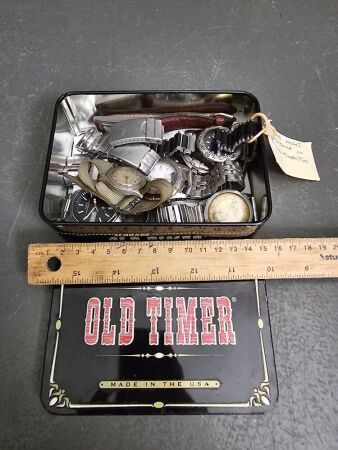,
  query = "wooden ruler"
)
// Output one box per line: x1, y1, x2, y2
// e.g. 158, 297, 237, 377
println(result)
27, 237, 338, 285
